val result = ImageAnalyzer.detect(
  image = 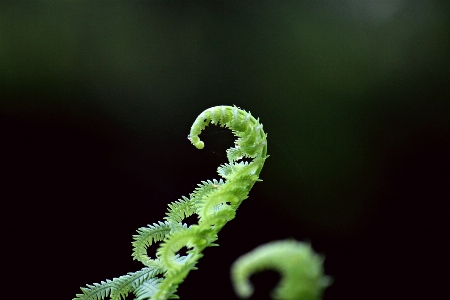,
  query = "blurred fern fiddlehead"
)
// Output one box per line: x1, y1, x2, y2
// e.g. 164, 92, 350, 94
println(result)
231, 239, 332, 300
74, 106, 268, 300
